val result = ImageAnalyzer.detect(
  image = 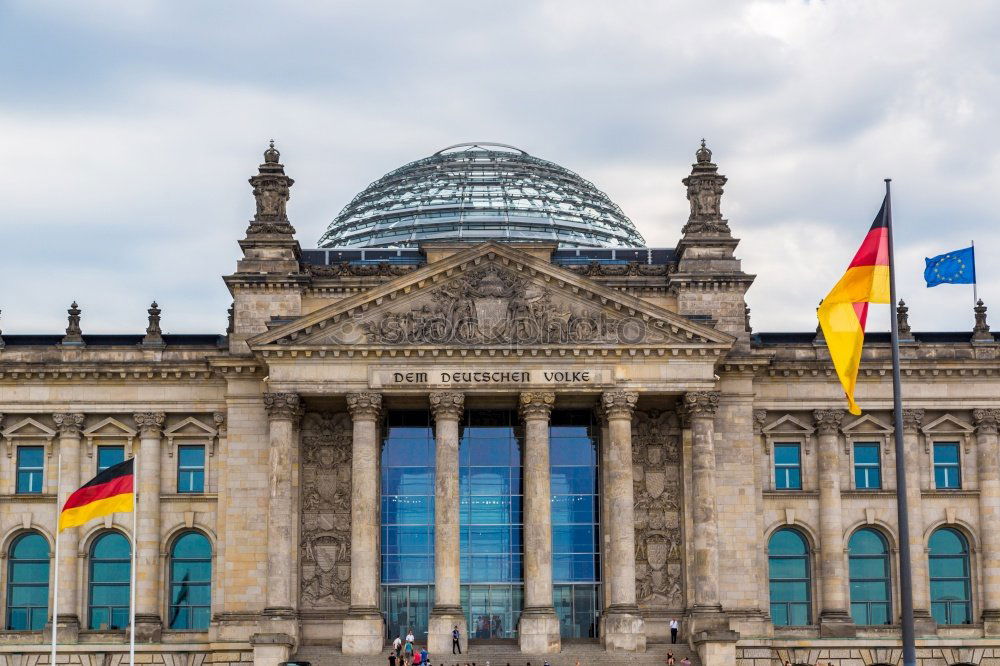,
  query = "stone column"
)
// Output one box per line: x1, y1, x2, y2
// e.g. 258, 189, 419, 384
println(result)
813, 409, 854, 637
342, 391, 385, 655
263, 393, 303, 617
133, 411, 165, 641
518, 391, 561, 654
49, 413, 84, 641
428, 391, 466, 655
974, 408, 1000, 634
600, 390, 646, 652
901, 409, 935, 635
684, 392, 722, 616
